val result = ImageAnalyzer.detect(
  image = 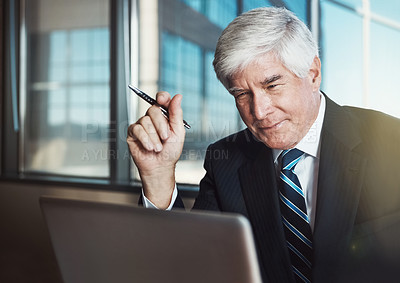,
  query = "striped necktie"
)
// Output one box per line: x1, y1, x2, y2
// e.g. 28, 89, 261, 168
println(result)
279, 149, 313, 283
